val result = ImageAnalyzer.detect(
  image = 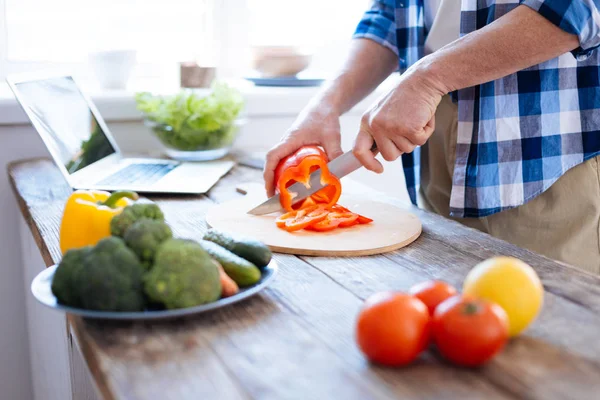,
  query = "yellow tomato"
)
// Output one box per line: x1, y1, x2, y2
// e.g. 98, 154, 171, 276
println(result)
463, 256, 543, 337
